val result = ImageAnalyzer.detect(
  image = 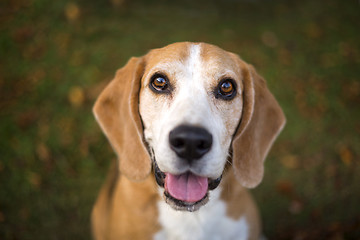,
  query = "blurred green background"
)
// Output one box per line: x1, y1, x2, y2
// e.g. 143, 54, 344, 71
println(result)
1, 0, 359, 239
